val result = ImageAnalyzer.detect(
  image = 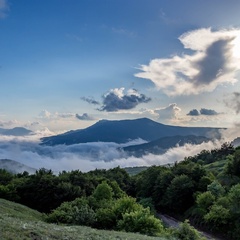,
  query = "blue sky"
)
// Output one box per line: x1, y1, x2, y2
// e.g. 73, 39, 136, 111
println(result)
1, 0, 240, 133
